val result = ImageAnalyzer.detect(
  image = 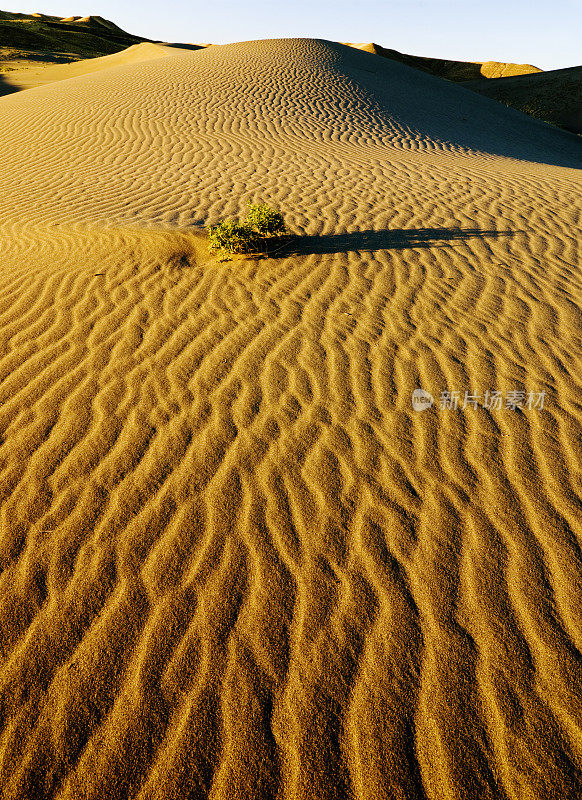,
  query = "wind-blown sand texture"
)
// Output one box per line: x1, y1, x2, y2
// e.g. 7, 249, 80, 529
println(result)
0, 37, 581, 800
